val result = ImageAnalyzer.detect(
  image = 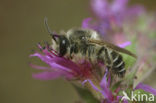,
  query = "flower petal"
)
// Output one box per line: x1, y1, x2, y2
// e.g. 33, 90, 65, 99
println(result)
91, 0, 110, 18
30, 53, 53, 65
127, 5, 144, 17
100, 70, 113, 100
118, 41, 131, 48
82, 79, 102, 93
50, 57, 80, 73
135, 83, 156, 96
111, 0, 129, 13
32, 71, 63, 80
82, 18, 92, 29
30, 53, 81, 74
29, 63, 50, 70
